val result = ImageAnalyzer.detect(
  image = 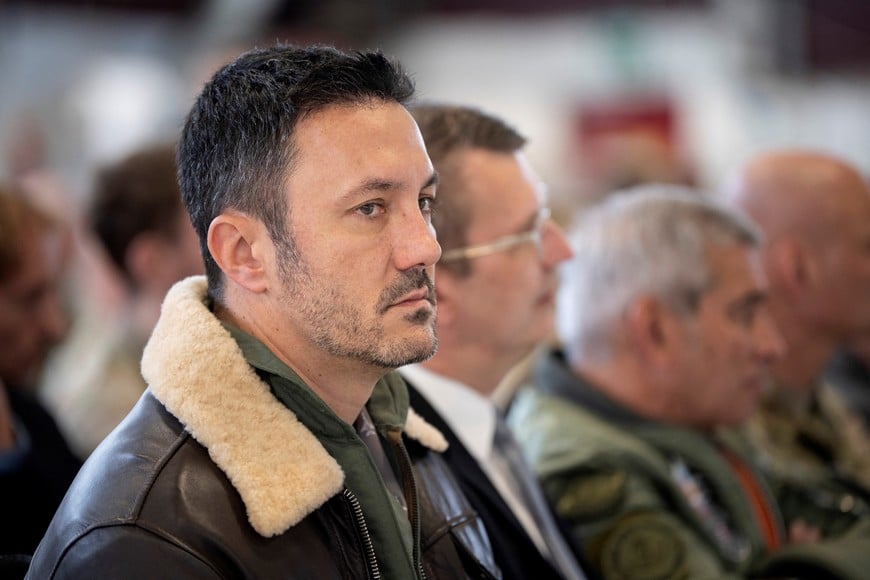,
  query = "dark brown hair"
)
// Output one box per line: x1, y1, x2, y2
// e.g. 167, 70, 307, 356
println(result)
410, 103, 526, 277
89, 143, 187, 282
